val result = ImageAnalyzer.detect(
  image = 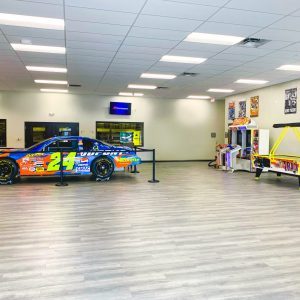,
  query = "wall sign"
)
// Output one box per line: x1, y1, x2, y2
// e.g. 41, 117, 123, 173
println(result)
250, 96, 259, 117
238, 101, 246, 118
285, 88, 297, 114
228, 101, 235, 120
